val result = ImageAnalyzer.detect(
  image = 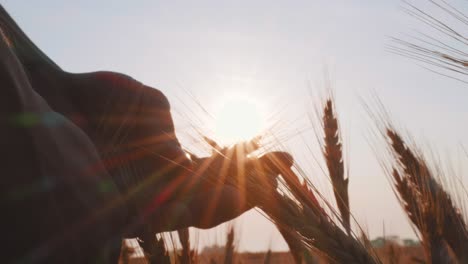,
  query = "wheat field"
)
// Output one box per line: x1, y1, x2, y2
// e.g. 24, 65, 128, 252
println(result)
118, 1, 468, 263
